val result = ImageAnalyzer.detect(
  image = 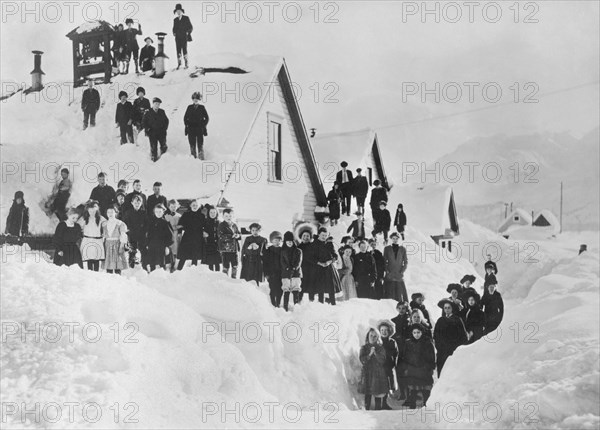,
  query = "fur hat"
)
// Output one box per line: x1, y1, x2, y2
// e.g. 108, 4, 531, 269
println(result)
463, 288, 481, 304
411, 292, 424, 301
376, 319, 396, 337
173, 3, 184, 13
460, 274, 476, 285
269, 231, 283, 242
446, 283, 462, 294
